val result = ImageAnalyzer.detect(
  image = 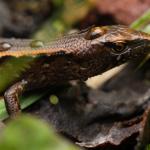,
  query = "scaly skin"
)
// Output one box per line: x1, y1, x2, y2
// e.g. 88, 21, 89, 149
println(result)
0, 25, 150, 117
